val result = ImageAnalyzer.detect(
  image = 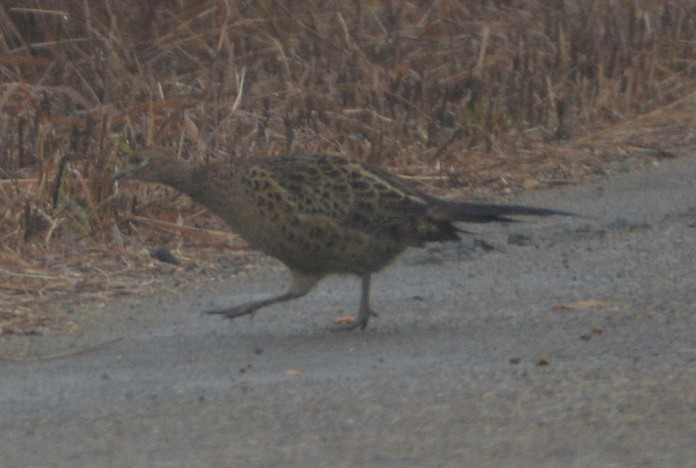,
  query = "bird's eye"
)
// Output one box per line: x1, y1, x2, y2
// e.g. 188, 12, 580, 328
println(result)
129, 155, 150, 170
